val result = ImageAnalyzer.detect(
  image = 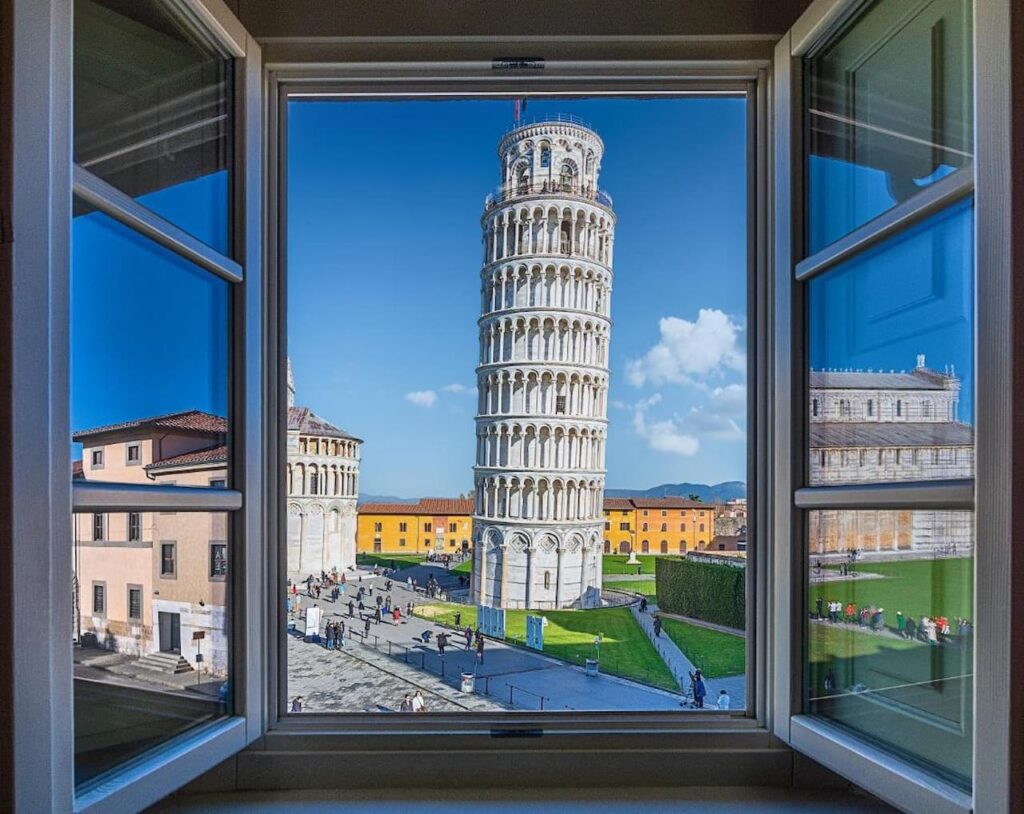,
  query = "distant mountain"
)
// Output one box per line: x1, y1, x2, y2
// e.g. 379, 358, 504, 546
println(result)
357, 494, 419, 504
605, 481, 746, 503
